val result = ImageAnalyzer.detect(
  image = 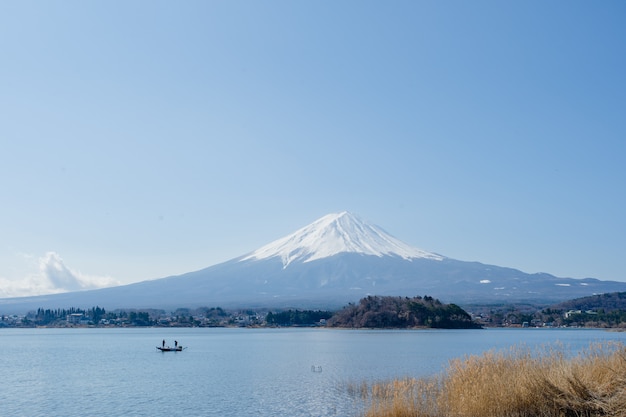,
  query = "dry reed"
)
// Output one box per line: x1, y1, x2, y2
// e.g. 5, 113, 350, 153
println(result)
362, 341, 626, 417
